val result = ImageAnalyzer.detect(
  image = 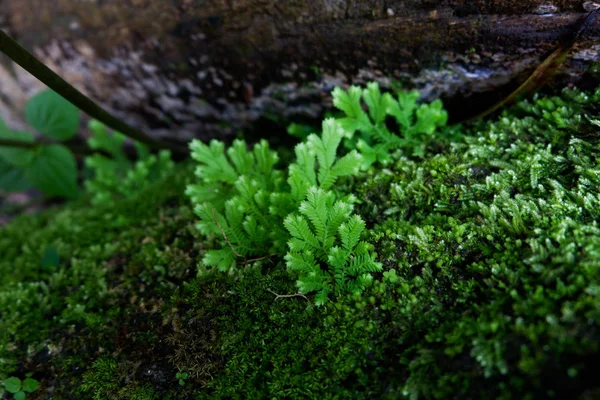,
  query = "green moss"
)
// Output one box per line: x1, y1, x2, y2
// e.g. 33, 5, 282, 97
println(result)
1, 87, 600, 399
